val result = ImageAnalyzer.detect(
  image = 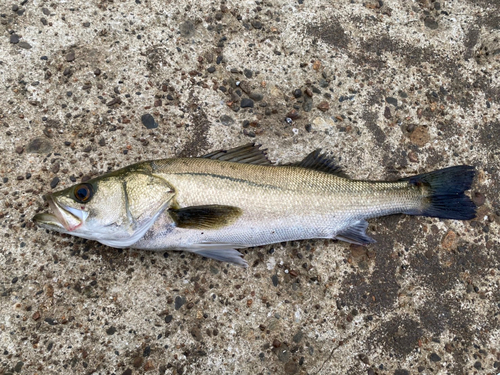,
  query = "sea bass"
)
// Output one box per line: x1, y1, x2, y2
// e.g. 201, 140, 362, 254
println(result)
34, 144, 476, 266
